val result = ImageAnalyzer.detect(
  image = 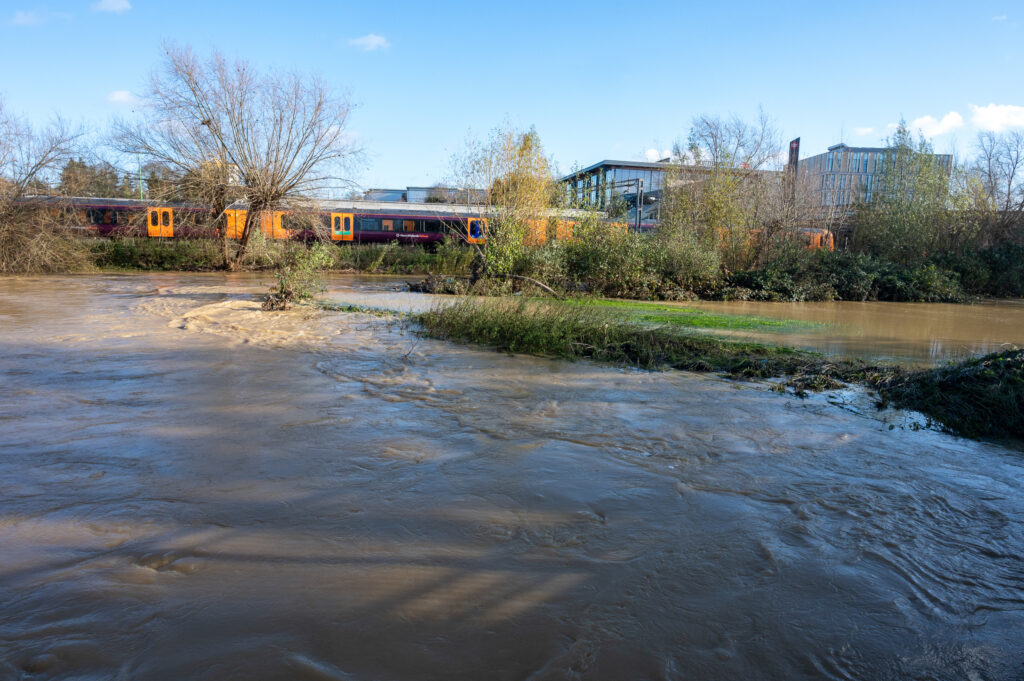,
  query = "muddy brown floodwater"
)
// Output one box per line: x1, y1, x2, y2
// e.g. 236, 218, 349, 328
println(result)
1, 273, 1022, 681
681, 298, 1024, 364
